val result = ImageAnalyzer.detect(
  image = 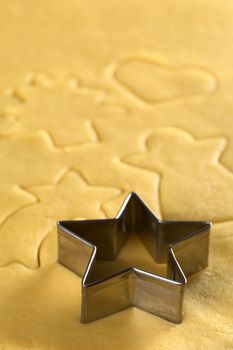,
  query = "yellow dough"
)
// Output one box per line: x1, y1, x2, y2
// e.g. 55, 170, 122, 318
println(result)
0, 0, 233, 349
